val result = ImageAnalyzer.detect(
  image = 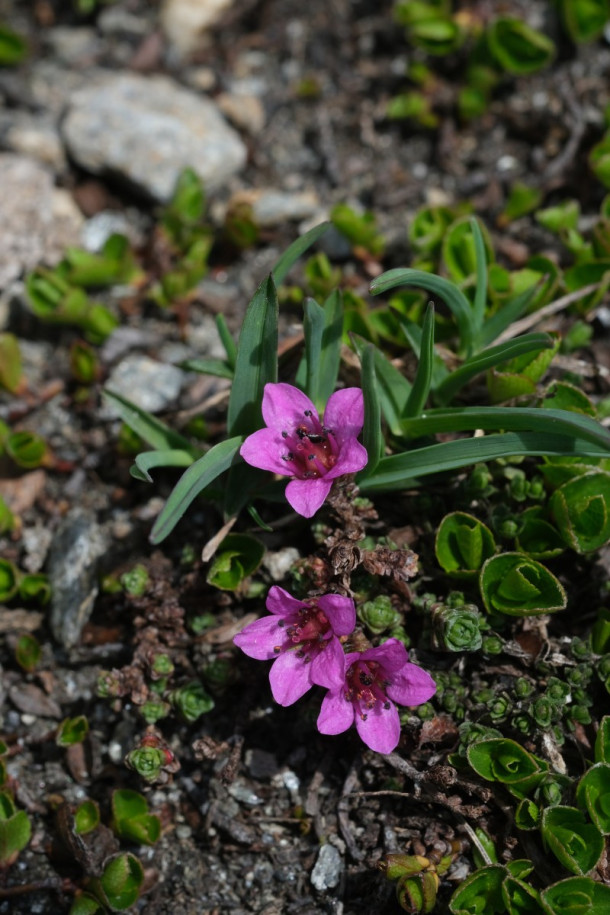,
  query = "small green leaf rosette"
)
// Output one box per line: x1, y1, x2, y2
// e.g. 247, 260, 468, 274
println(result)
448, 864, 506, 915
111, 789, 161, 846
0, 790, 31, 866
541, 806, 604, 876
594, 715, 610, 763
575, 763, 610, 834
206, 533, 265, 591
435, 511, 496, 578
515, 507, 565, 560
540, 876, 610, 915
549, 470, 610, 553
479, 552, 566, 617
87, 852, 144, 911
467, 738, 547, 799
486, 17, 555, 74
